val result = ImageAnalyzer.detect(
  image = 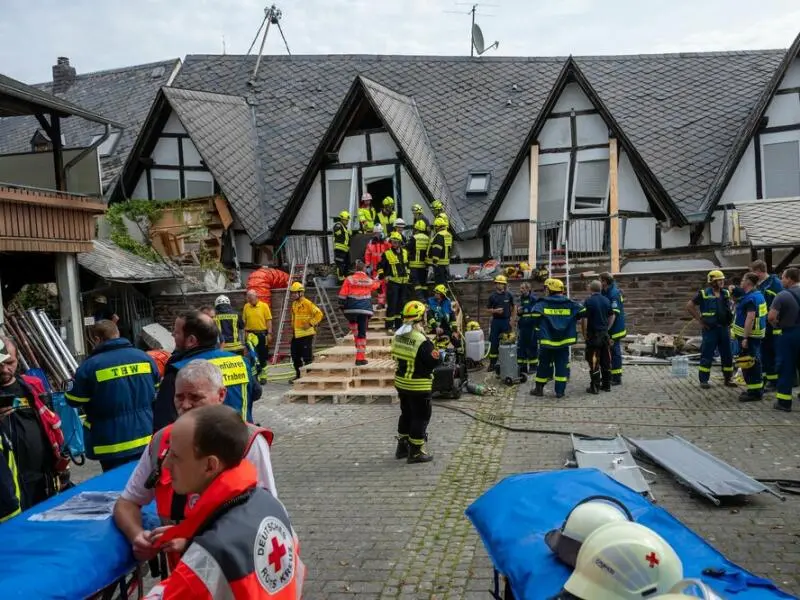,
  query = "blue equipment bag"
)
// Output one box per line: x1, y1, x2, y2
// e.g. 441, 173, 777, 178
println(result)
28, 368, 86, 465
